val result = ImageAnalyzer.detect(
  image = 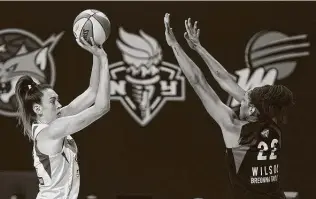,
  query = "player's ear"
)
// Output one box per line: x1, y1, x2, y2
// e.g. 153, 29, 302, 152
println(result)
33, 104, 43, 116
